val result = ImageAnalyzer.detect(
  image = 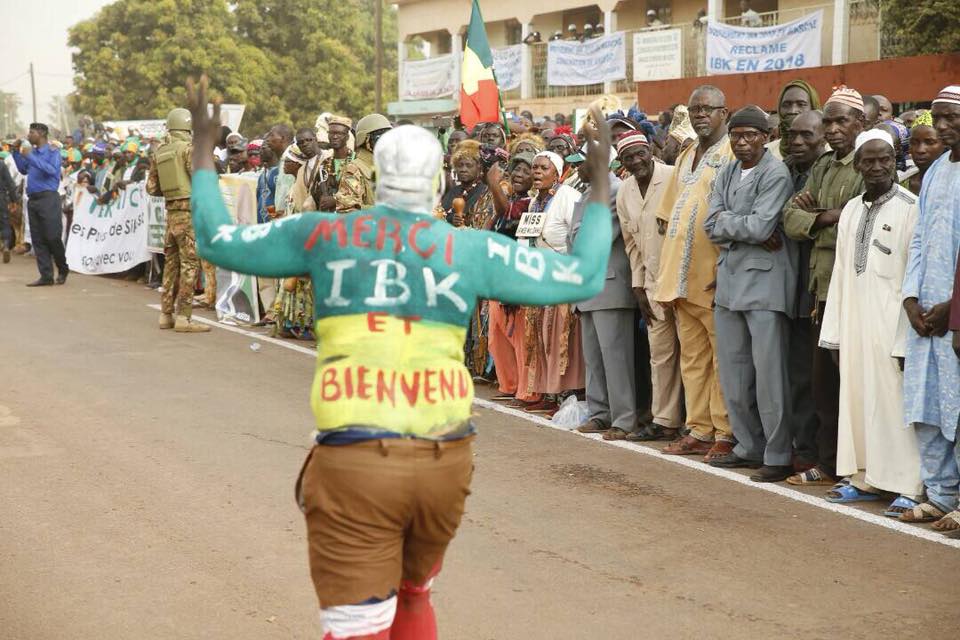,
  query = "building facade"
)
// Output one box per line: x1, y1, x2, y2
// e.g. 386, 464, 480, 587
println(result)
390, 0, 959, 121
